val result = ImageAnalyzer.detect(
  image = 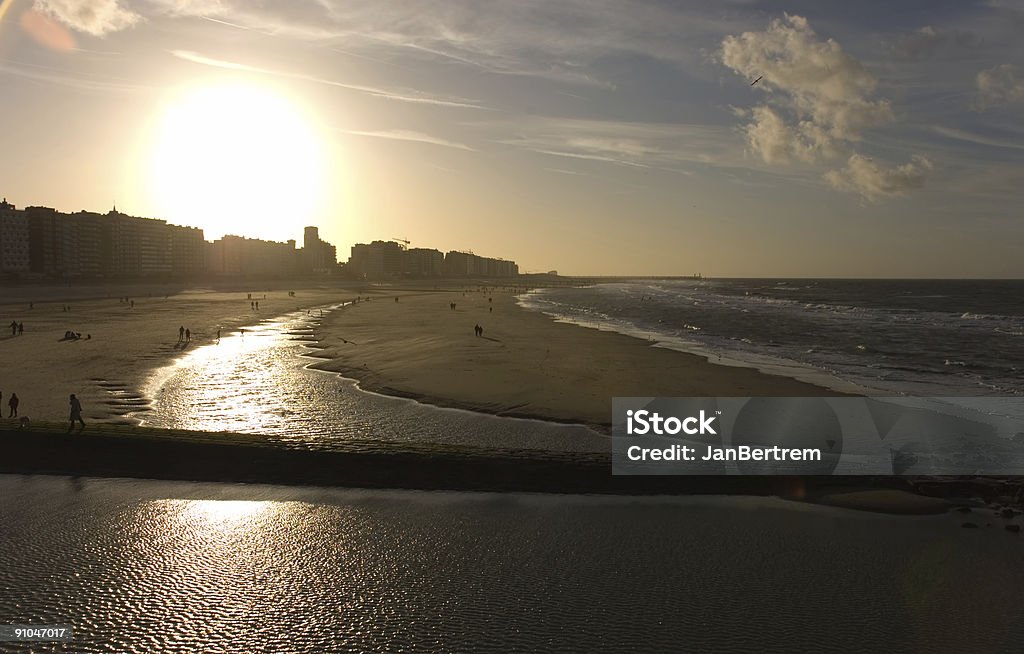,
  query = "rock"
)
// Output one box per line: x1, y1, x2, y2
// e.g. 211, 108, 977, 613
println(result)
961, 522, 979, 528
1006, 524, 1020, 534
